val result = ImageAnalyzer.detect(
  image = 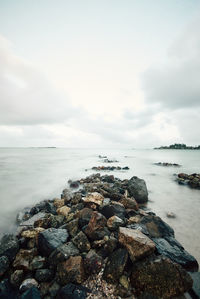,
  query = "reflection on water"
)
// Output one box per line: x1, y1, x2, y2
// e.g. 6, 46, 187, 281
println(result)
0, 148, 200, 264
